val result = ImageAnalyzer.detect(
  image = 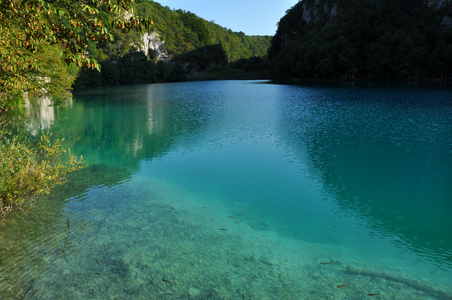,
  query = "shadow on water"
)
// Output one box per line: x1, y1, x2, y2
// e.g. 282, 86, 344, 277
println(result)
275, 84, 452, 255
